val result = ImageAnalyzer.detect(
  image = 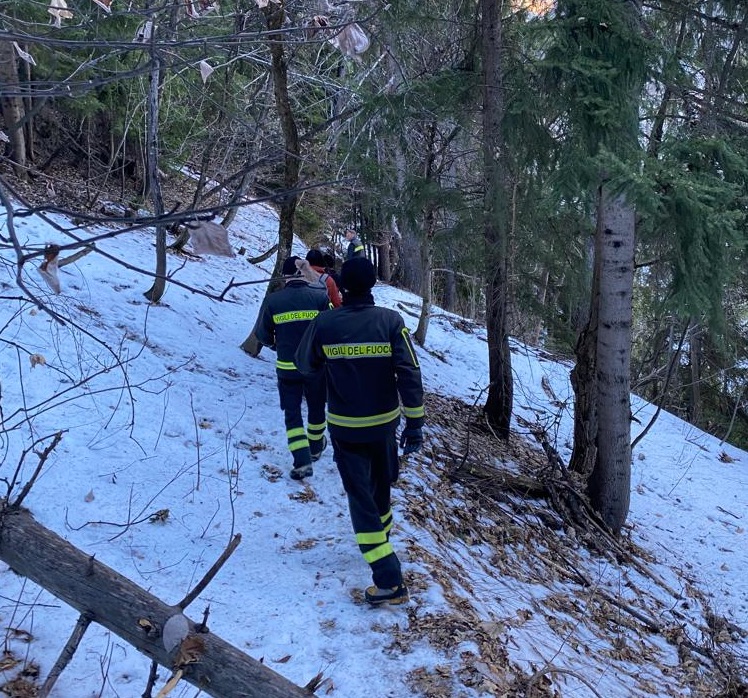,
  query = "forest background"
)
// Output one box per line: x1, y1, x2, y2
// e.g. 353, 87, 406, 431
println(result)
1, 0, 748, 695
0, 0, 747, 530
